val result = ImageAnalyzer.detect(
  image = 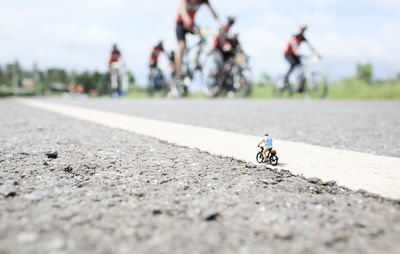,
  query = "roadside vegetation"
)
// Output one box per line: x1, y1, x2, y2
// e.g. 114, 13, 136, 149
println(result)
1, 61, 399, 99
252, 79, 400, 100
0, 61, 135, 98
252, 63, 400, 99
